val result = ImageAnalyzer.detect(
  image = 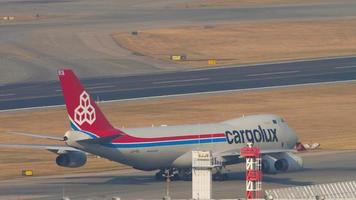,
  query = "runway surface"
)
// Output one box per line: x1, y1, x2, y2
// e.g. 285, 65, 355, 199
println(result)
1, 56, 356, 110
0, 150, 356, 200
1, 0, 356, 84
